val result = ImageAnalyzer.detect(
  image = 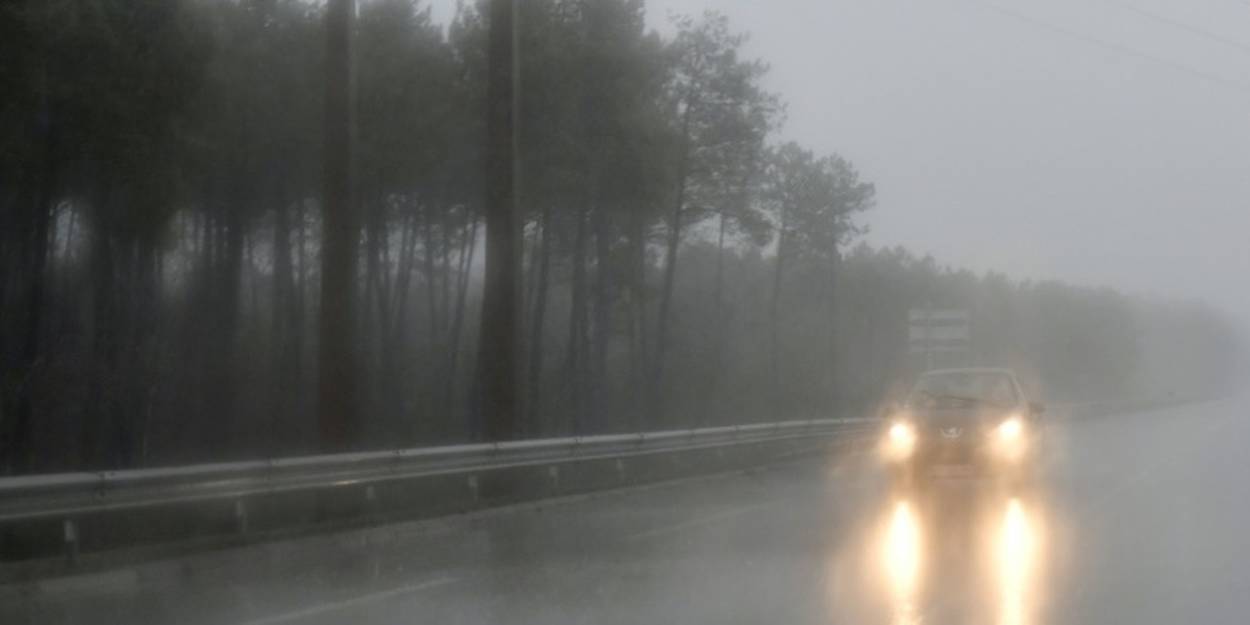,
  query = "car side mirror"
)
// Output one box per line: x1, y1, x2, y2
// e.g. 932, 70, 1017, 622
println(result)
1029, 401, 1045, 416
